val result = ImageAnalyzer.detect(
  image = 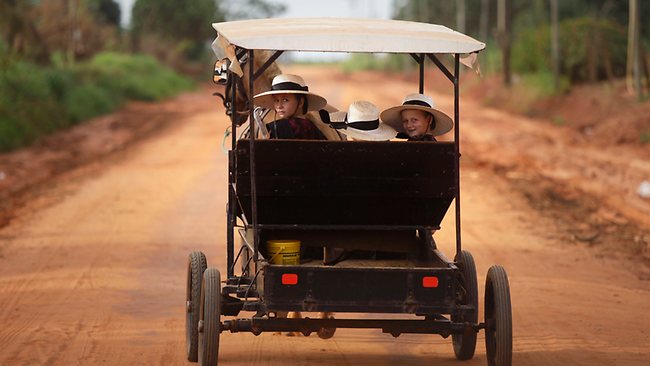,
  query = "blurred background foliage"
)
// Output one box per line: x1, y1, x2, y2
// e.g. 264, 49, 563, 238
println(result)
391, 0, 647, 85
512, 17, 627, 82
0, 0, 283, 152
1, 0, 648, 151
0, 51, 193, 151
337, 0, 648, 108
